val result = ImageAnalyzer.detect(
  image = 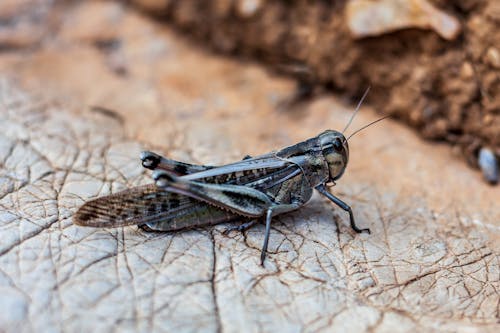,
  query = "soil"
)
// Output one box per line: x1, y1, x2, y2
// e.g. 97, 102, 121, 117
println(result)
131, 0, 500, 176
